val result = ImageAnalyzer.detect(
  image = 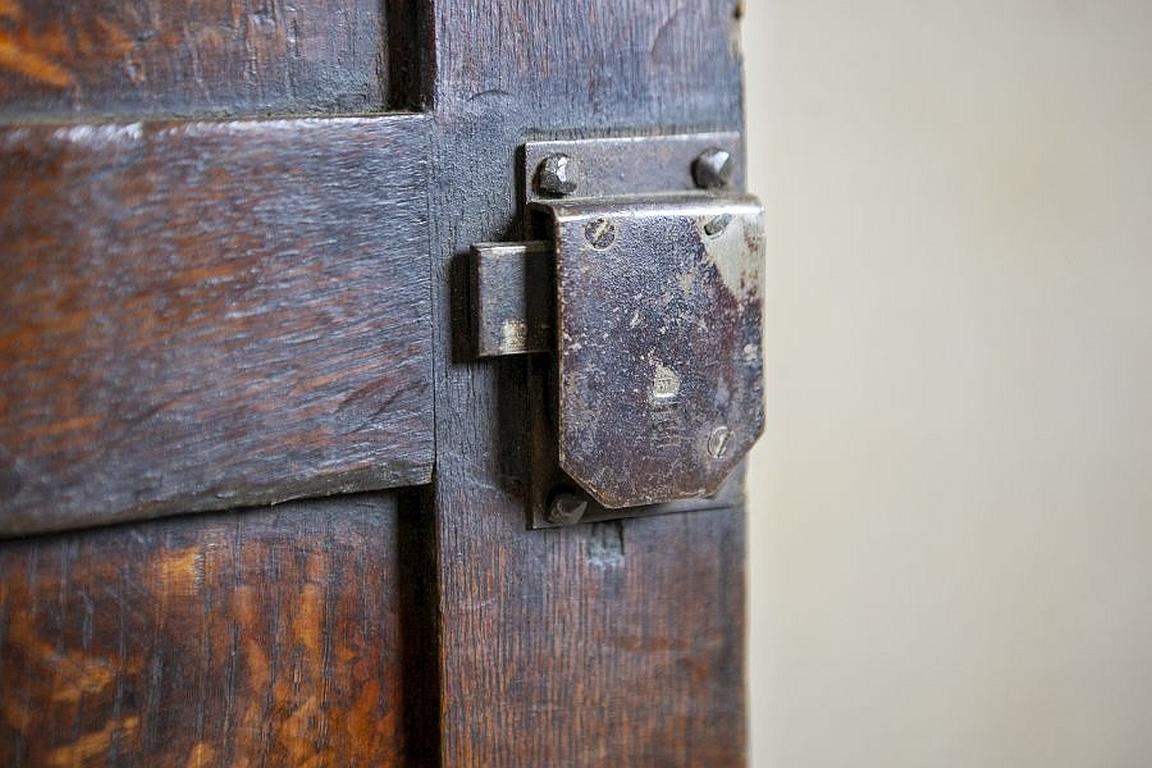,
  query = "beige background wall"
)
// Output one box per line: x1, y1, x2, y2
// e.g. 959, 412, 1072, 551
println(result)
742, 2, 1152, 766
